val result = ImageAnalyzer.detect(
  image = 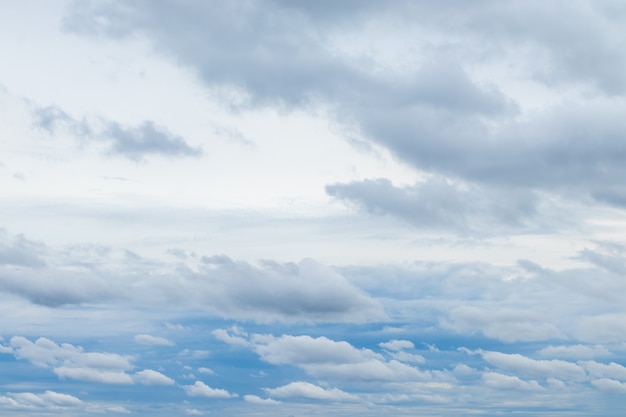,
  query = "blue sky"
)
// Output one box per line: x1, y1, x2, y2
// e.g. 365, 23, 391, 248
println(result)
1, 0, 626, 415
